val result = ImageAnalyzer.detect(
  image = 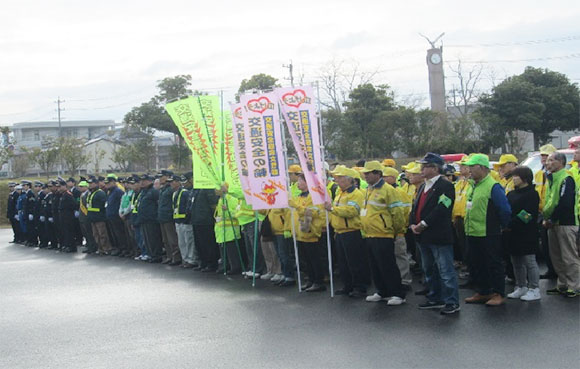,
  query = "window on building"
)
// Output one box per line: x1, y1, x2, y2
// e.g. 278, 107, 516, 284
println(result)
34, 130, 39, 141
